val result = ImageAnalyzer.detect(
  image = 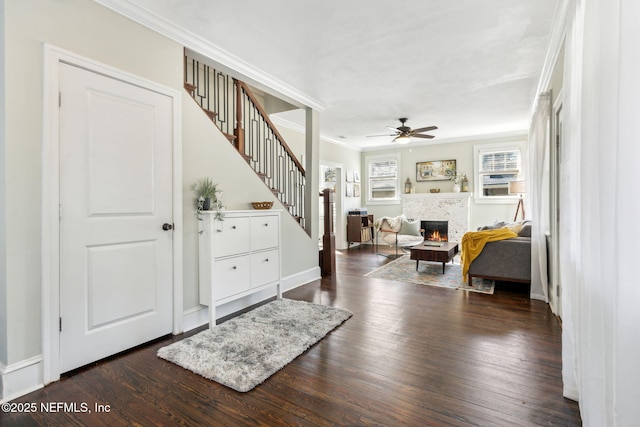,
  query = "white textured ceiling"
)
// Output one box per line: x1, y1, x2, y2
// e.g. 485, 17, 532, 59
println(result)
114, 0, 558, 149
